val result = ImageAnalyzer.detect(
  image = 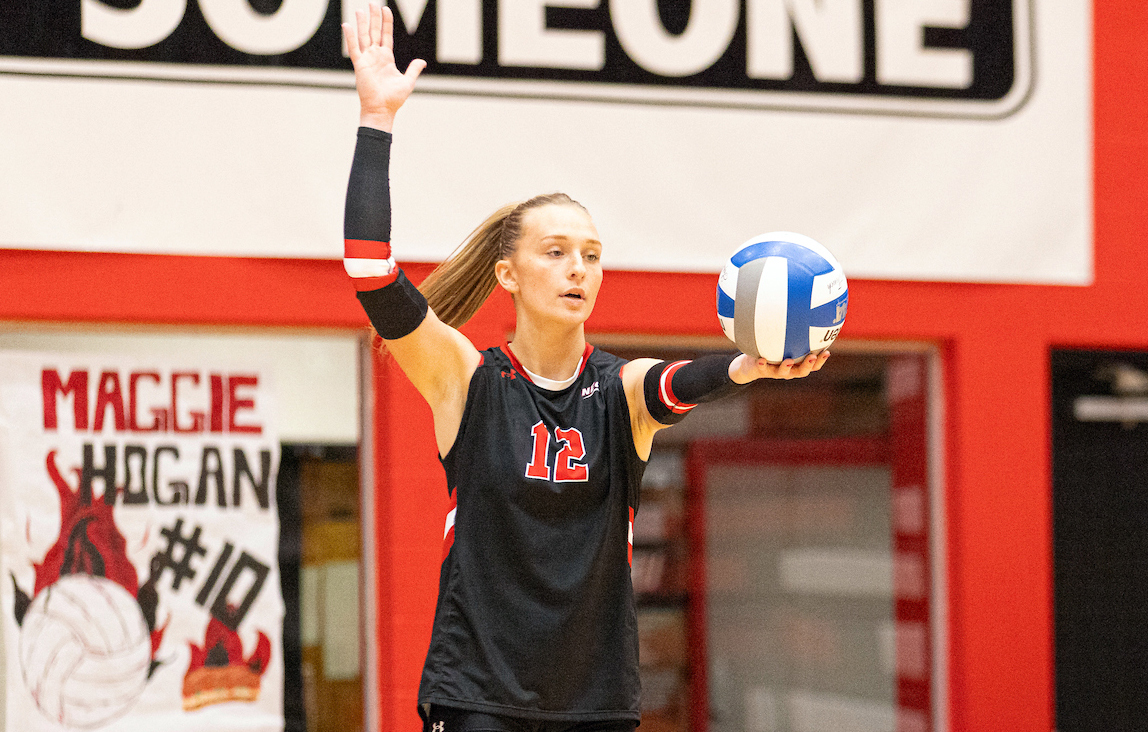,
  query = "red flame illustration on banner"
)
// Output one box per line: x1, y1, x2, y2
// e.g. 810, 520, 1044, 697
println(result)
183, 614, 271, 711
12, 451, 167, 669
